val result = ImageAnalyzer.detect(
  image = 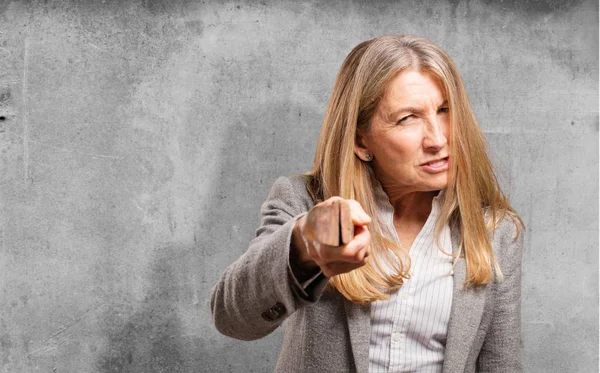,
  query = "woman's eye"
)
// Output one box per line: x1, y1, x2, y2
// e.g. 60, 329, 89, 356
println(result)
398, 115, 413, 123
438, 107, 449, 114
